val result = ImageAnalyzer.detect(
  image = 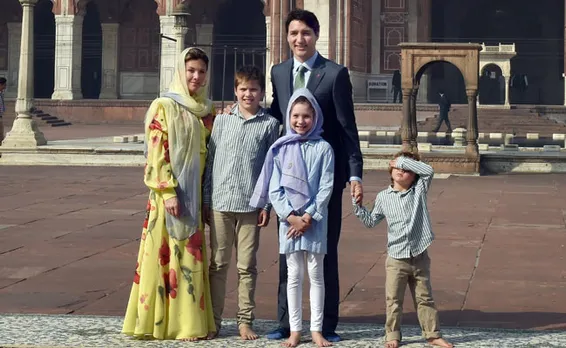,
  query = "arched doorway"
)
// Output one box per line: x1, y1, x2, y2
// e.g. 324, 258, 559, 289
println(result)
118, 0, 160, 99
81, 1, 102, 99
34, 0, 55, 99
212, 0, 266, 101
479, 64, 504, 105
431, 0, 564, 105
